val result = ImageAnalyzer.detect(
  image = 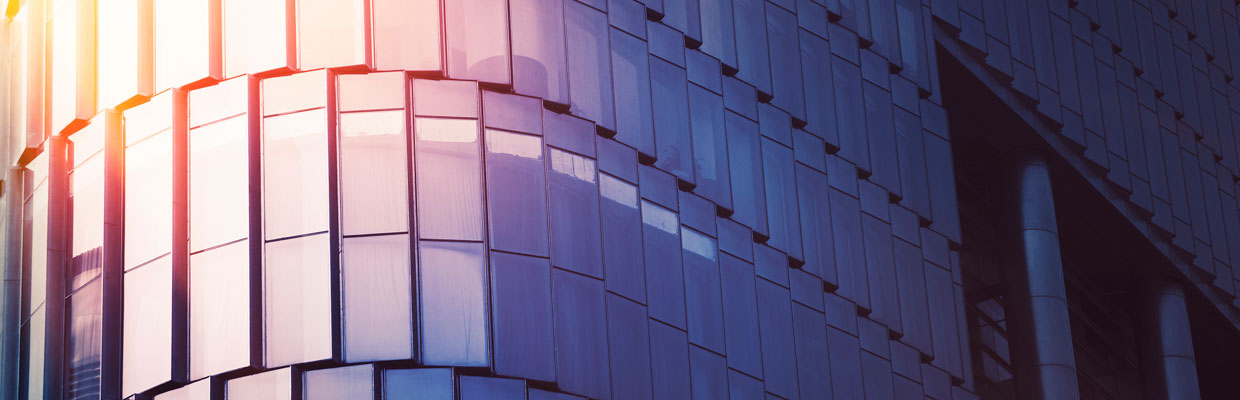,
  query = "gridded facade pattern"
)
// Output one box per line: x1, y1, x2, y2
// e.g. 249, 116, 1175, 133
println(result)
0, 0, 1236, 399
